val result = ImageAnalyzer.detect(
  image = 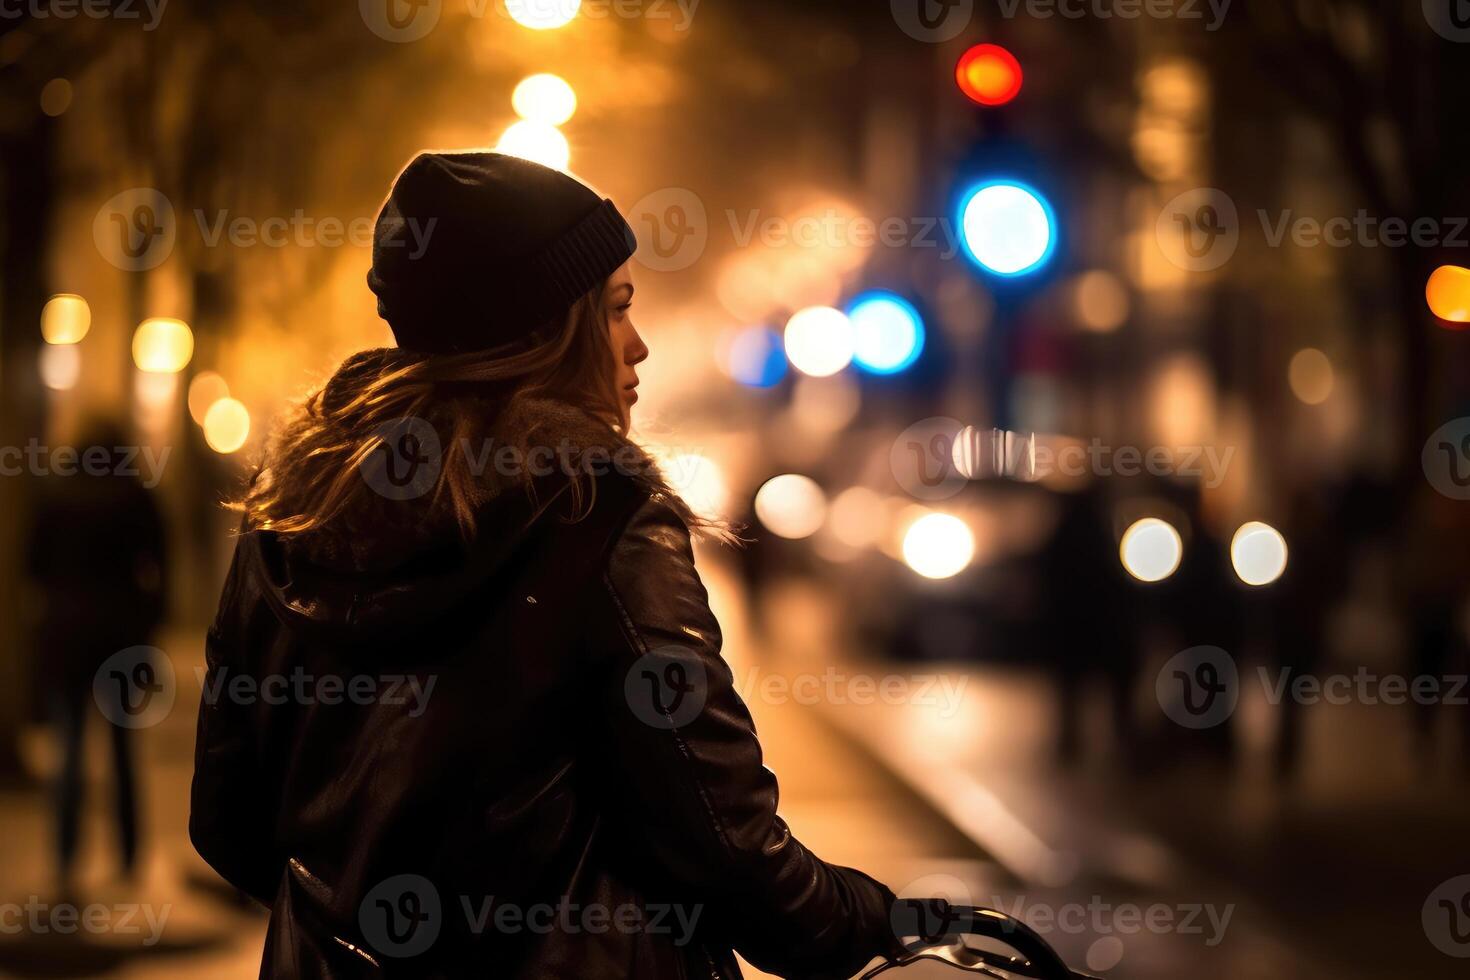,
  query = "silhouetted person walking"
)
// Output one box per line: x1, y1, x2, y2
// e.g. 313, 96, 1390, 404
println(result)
26, 420, 167, 895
